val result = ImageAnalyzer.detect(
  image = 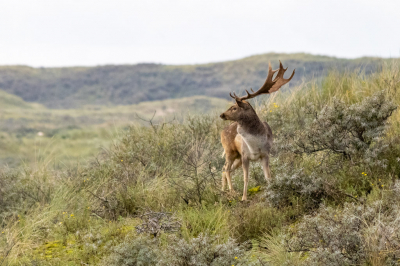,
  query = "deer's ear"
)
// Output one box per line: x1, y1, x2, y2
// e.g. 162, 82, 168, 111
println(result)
235, 99, 247, 108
